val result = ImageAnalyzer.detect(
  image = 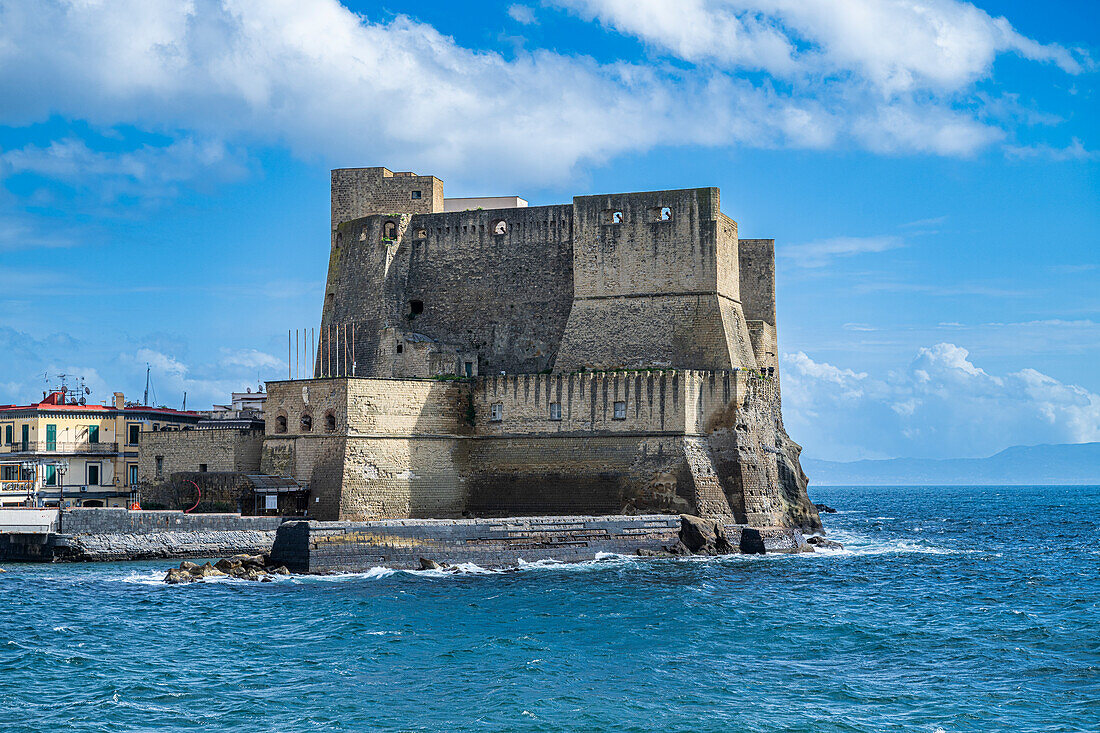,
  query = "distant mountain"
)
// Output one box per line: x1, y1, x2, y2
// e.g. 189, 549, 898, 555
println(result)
803, 443, 1100, 486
